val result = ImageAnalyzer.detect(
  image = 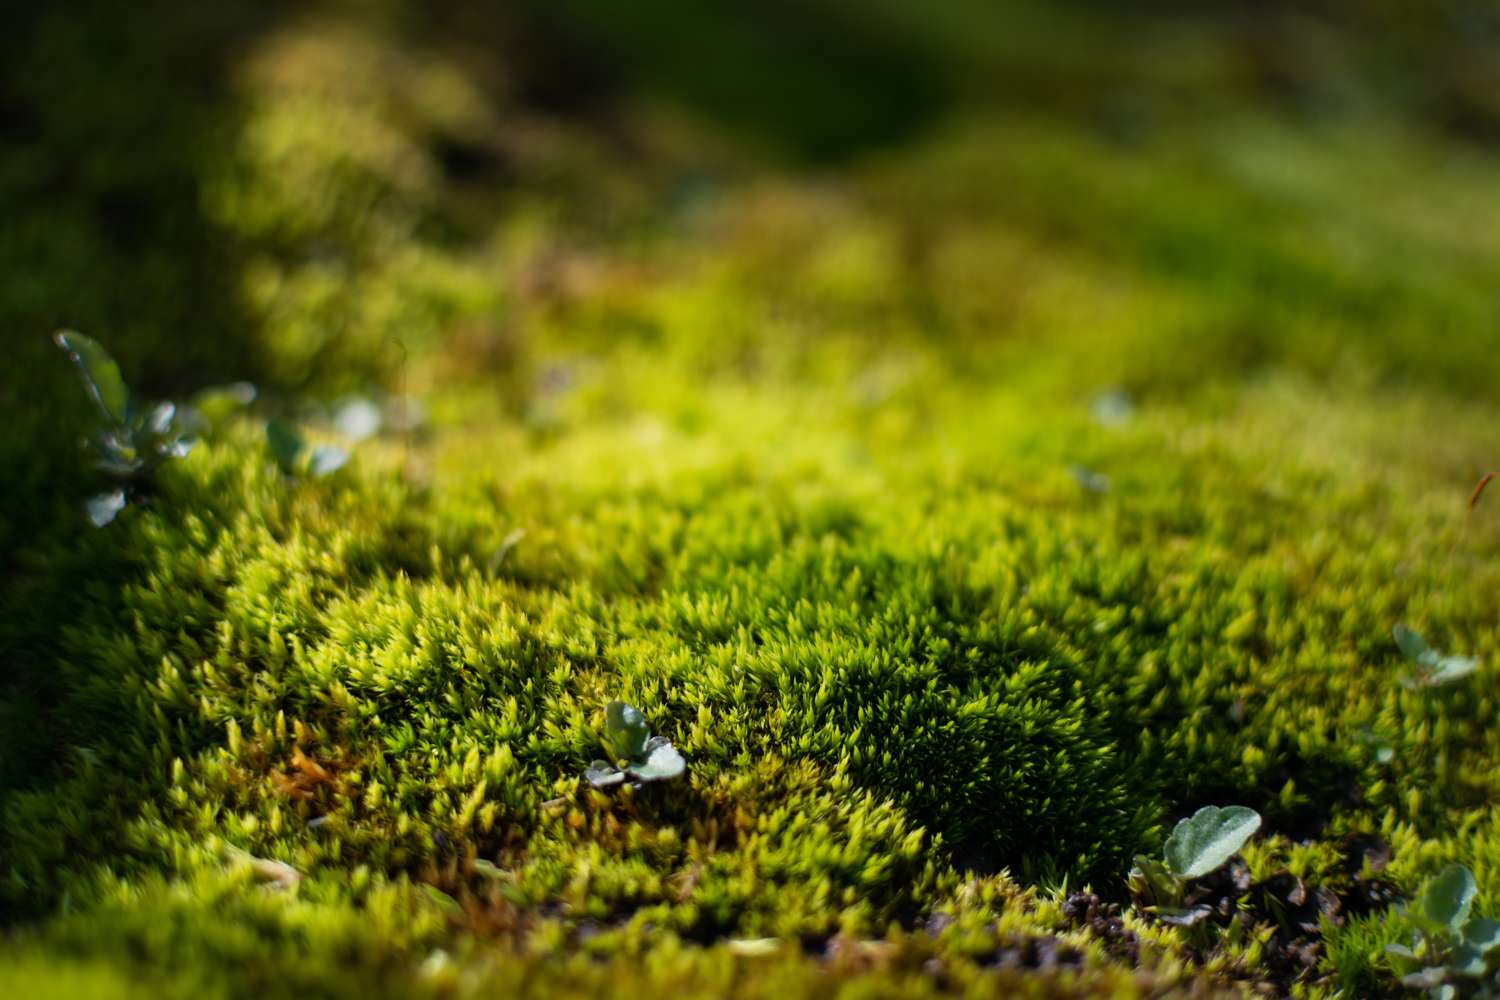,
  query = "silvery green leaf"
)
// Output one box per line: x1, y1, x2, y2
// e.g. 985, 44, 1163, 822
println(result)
334, 397, 382, 441
143, 401, 176, 436
584, 760, 624, 788
85, 490, 127, 527
628, 740, 685, 783
1394, 624, 1431, 662
1090, 388, 1134, 427
1155, 904, 1213, 927
1422, 864, 1477, 931
1385, 942, 1417, 961
55, 330, 129, 425
1448, 944, 1487, 977
308, 444, 349, 478
727, 938, 780, 957
1402, 967, 1451, 990
161, 435, 194, 459
604, 701, 650, 762
1163, 805, 1261, 878
1423, 653, 1478, 686
1465, 917, 1500, 954
266, 419, 303, 470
